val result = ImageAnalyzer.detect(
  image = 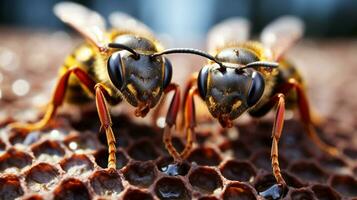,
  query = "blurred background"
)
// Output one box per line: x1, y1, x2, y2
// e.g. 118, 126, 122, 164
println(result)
0, 0, 356, 130
0, 0, 357, 43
